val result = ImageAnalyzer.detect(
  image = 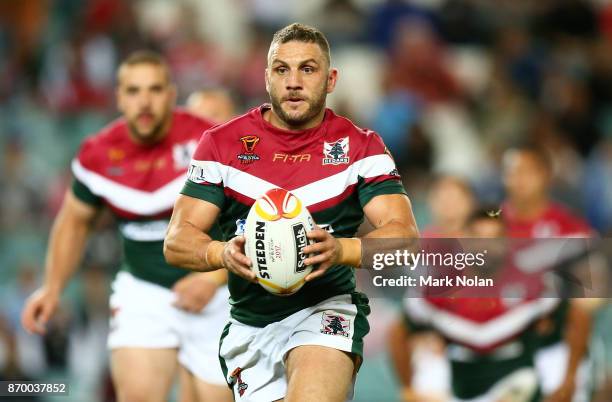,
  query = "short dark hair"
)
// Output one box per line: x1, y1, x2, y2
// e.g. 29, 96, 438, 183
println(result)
506, 142, 553, 173
117, 50, 171, 84
269, 23, 331, 65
